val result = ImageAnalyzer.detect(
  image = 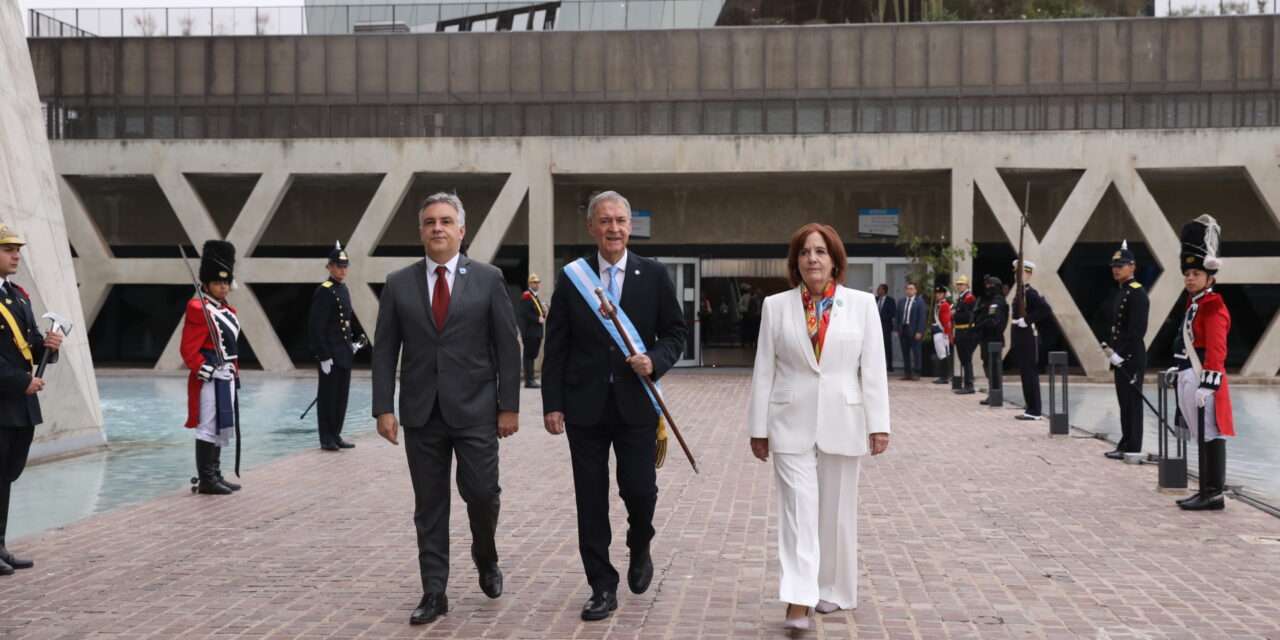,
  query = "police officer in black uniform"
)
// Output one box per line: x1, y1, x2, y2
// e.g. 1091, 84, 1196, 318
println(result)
519, 273, 546, 388
0, 224, 63, 575
308, 241, 367, 451
1010, 260, 1053, 421
975, 276, 1008, 406
951, 275, 979, 395
1101, 241, 1149, 460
